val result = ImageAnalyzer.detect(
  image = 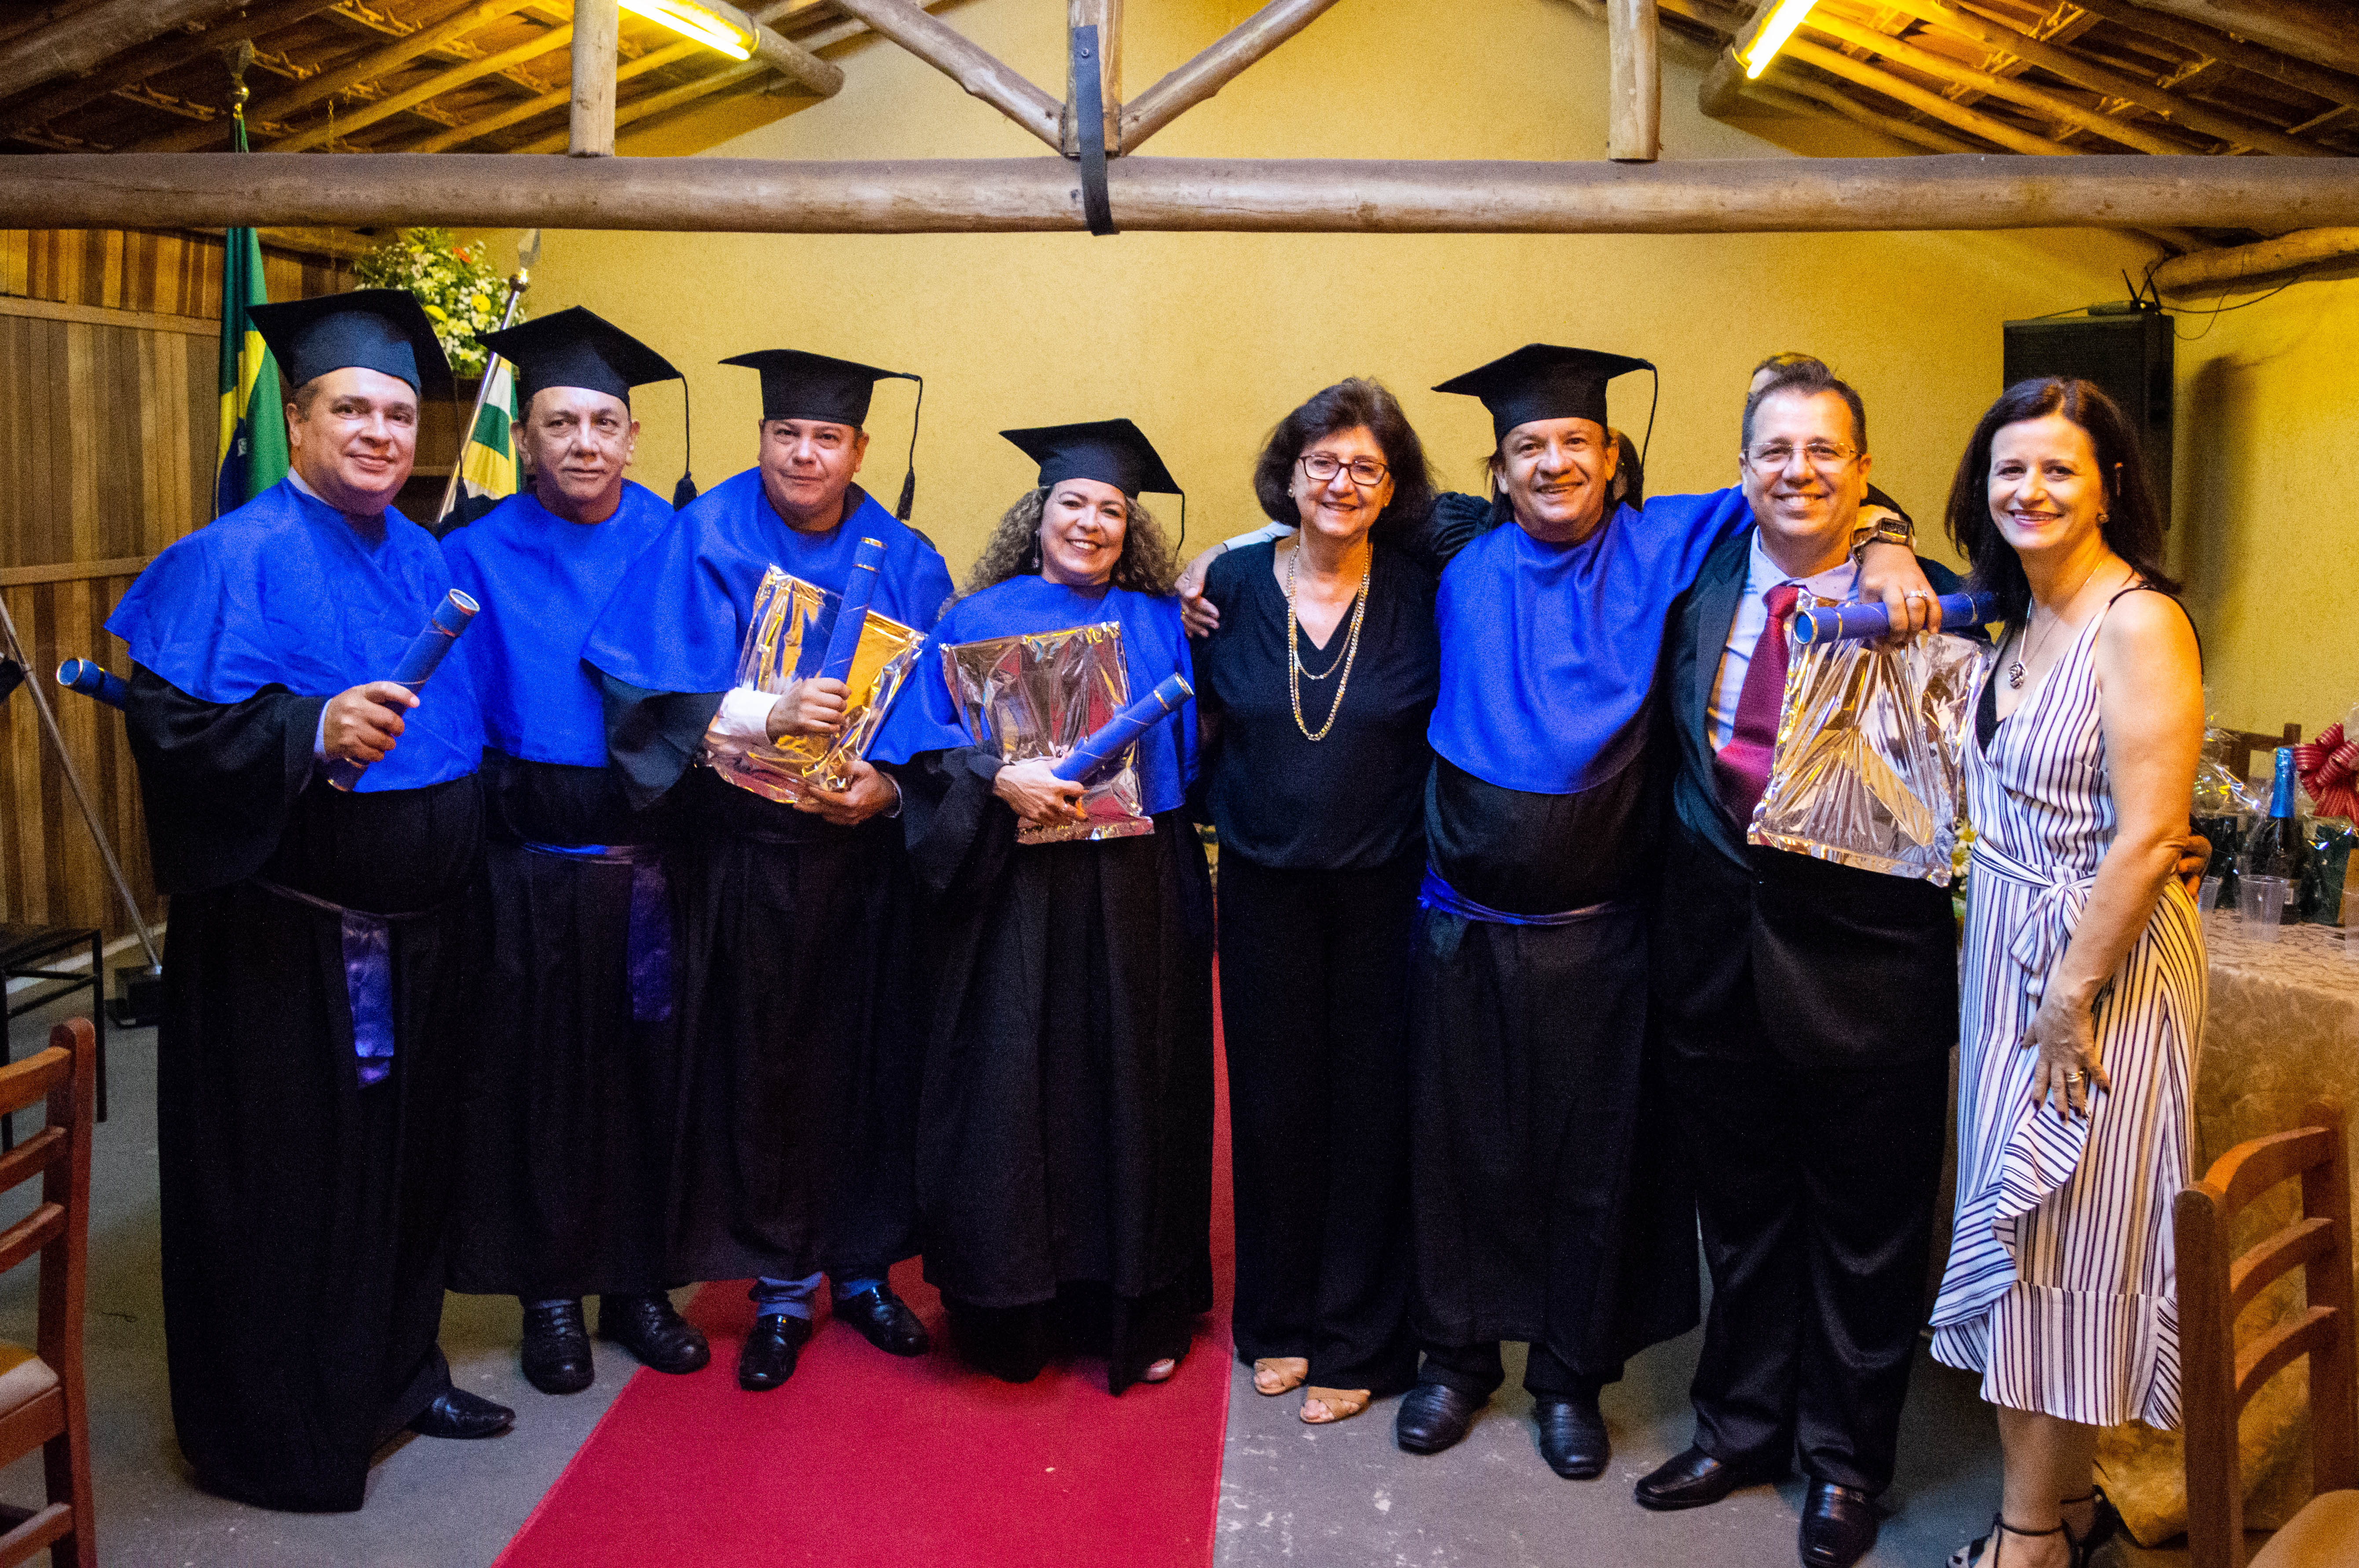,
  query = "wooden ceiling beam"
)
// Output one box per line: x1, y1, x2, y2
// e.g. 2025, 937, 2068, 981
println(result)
0, 0, 264, 106
0, 0, 346, 134
1609, 0, 1662, 161
11, 150, 2359, 235
264, 18, 576, 150
1805, 11, 2193, 153
1875, 0, 2333, 155
518, 58, 767, 151
410, 38, 695, 150
1782, 35, 2077, 153
2069, 0, 2359, 114
820, 0, 1063, 149
1120, 0, 1350, 152
1740, 70, 1987, 151
2116, 0, 2359, 80
2150, 223, 2359, 292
